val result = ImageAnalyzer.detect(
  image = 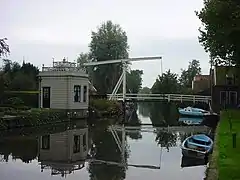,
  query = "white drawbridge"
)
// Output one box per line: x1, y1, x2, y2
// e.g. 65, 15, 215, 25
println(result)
83, 56, 162, 103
